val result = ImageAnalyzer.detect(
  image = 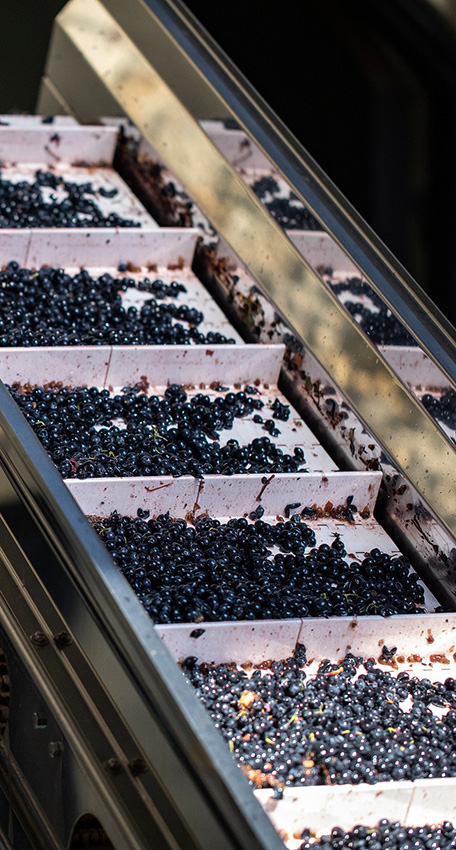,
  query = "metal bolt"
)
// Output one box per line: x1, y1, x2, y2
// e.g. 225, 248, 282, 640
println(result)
33, 712, 48, 730
30, 631, 49, 647
128, 757, 148, 776
48, 741, 63, 758
105, 757, 123, 774
53, 631, 73, 648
